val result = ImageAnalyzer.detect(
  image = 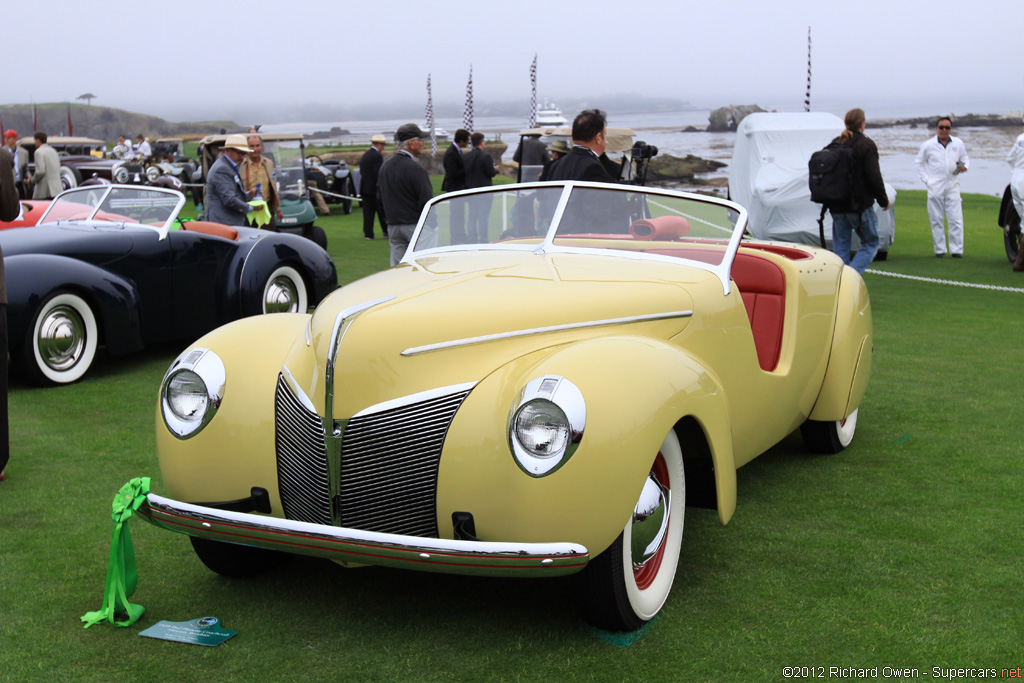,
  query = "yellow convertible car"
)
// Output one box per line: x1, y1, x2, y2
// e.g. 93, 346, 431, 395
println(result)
139, 182, 871, 631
